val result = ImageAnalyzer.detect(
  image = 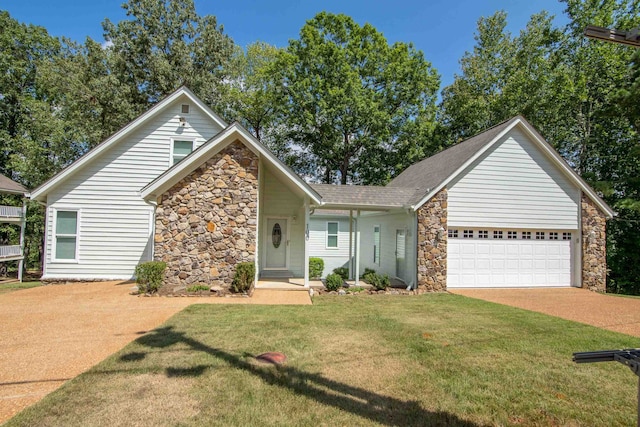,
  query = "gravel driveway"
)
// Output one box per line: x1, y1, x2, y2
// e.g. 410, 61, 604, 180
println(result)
0, 281, 310, 423
450, 288, 640, 338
